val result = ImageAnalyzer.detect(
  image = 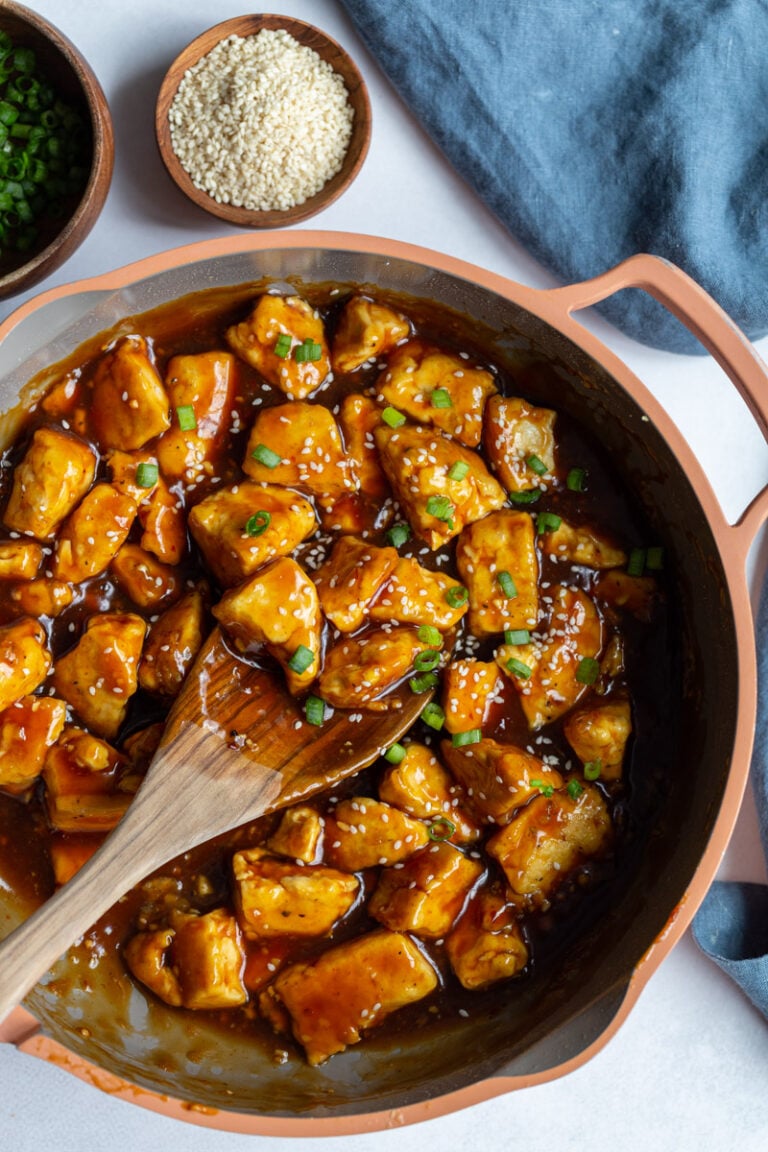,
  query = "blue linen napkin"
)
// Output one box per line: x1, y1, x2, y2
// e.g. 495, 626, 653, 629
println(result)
340, 0, 768, 354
